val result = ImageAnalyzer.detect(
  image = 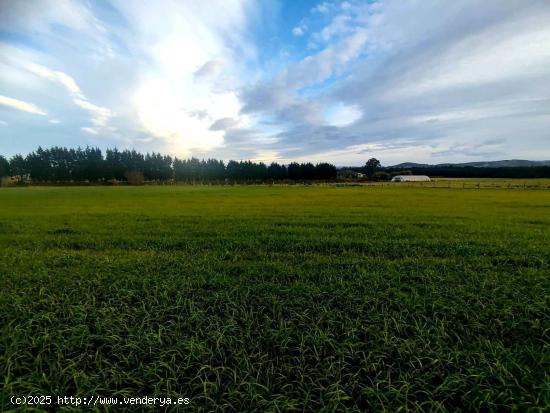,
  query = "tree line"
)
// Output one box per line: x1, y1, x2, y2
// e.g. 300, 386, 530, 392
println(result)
0, 146, 337, 183
3, 149, 549, 183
